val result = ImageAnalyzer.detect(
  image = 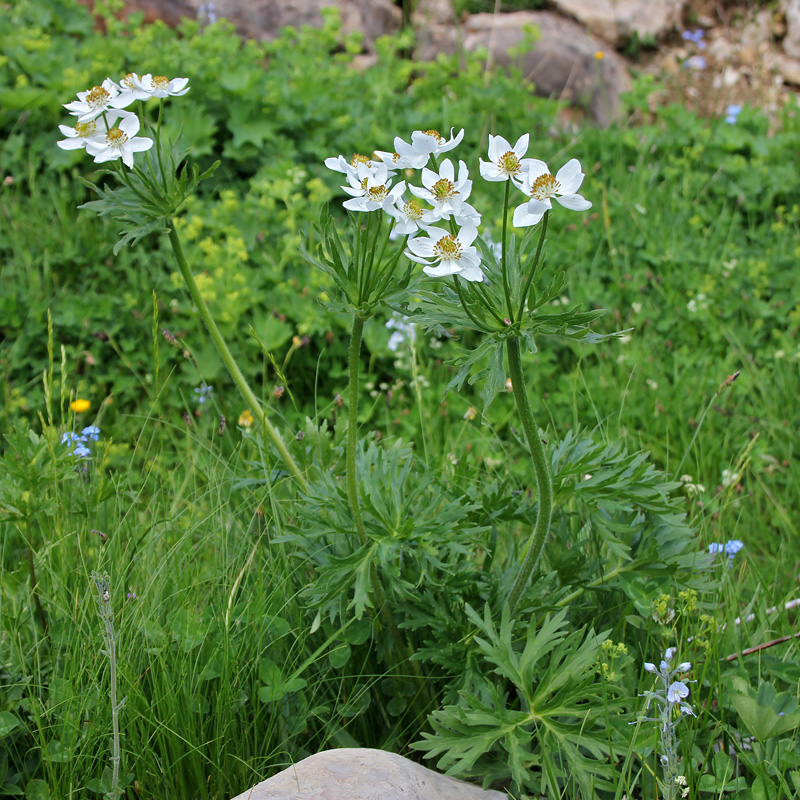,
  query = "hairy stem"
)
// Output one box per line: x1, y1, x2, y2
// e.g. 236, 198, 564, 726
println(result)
168, 224, 307, 489
506, 336, 553, 614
